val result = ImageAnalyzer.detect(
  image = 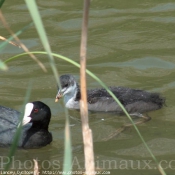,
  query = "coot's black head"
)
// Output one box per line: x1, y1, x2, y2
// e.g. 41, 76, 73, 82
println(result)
55, 74, 78, 102
23, 101, 51, 130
